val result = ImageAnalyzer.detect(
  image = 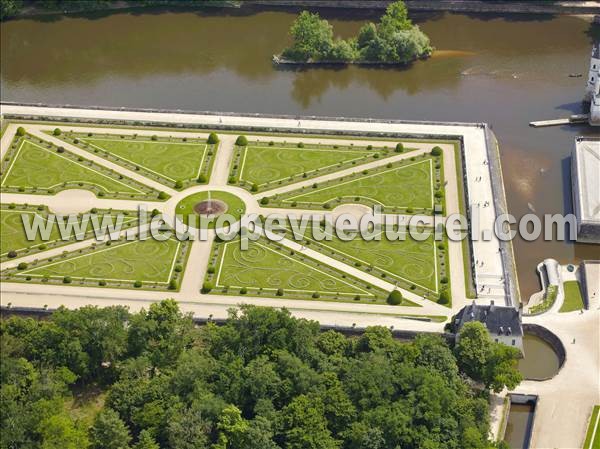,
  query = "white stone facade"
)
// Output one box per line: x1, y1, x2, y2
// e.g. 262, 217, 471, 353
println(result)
572, 137, 600, 243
